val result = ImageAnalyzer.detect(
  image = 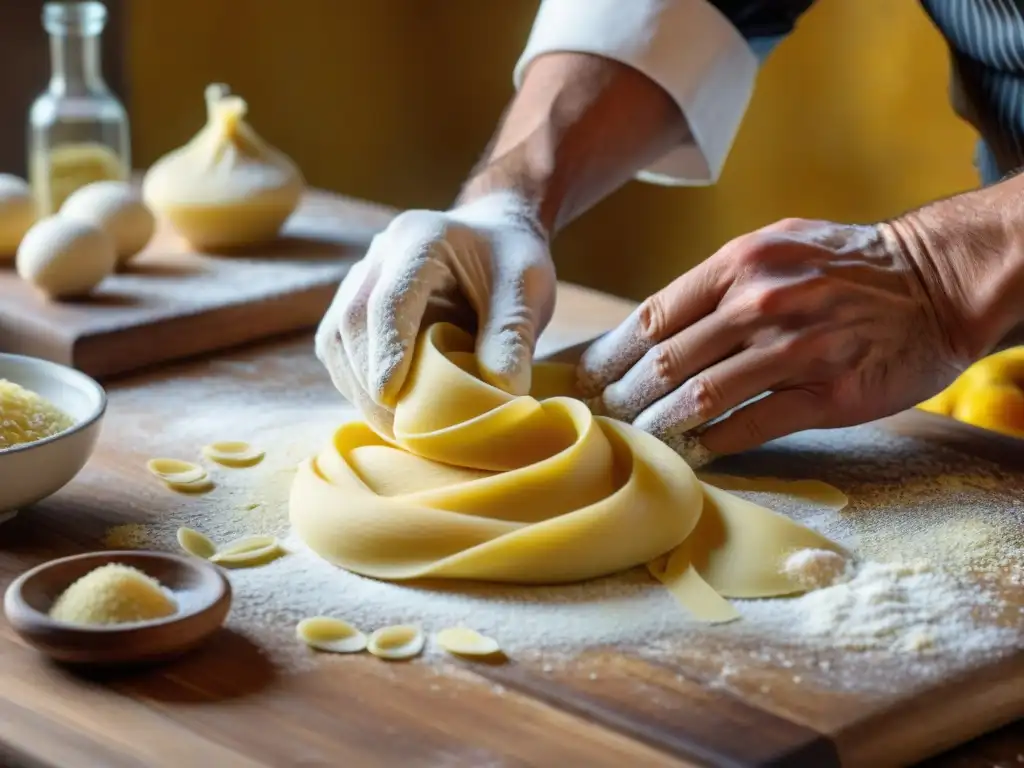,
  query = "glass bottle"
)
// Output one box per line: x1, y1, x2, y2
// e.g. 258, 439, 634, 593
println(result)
28, 1, 130, 215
